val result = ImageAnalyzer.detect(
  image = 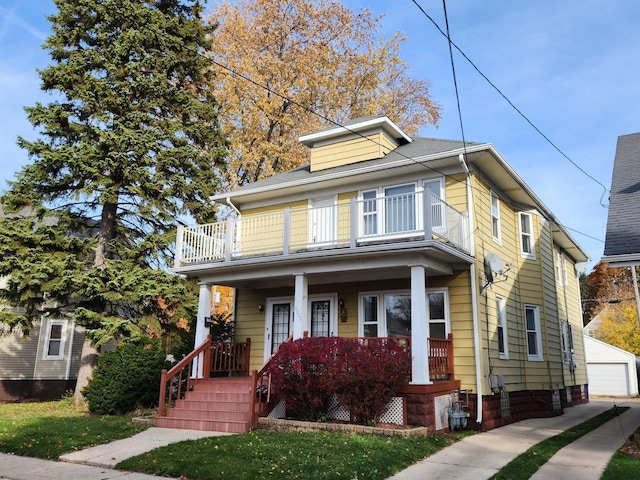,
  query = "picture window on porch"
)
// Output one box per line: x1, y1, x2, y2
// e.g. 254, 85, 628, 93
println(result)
358, 289, 449, 339
525, 305, 543, 361
43, 319, 66, 360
